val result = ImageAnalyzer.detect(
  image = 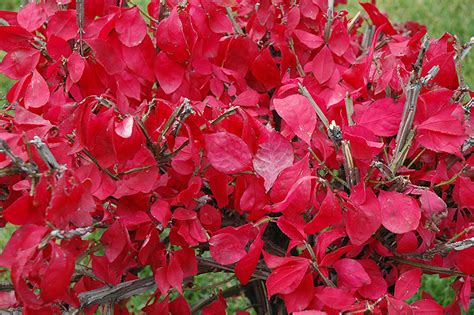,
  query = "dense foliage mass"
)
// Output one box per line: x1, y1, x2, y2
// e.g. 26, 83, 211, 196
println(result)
0, 0, 473, 314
